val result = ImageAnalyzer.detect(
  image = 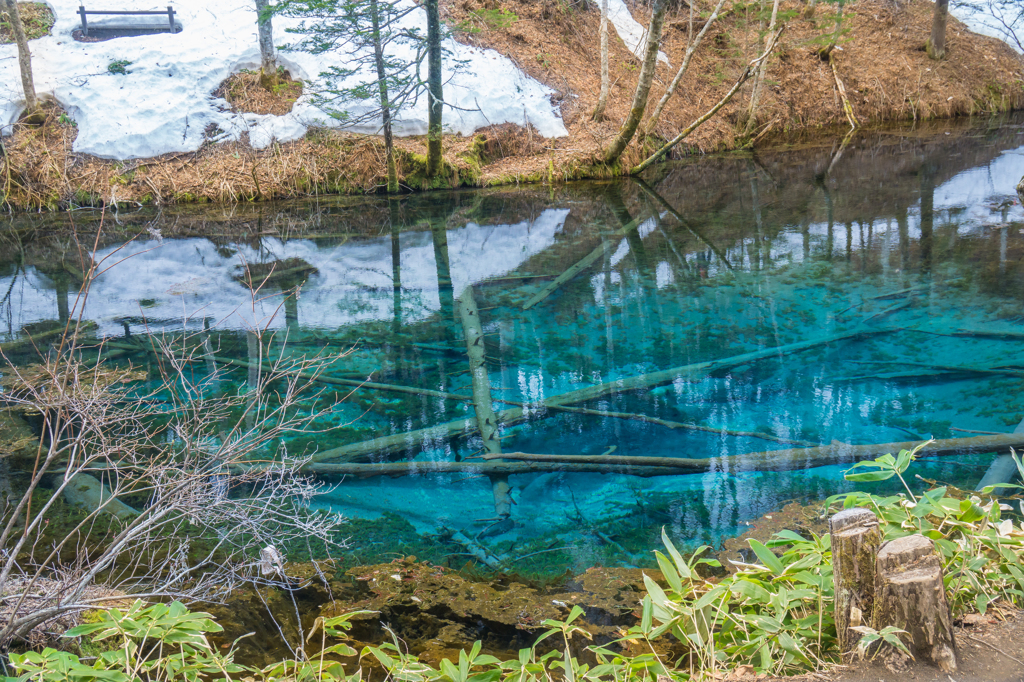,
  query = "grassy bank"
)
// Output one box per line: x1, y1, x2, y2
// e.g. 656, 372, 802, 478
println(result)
1, 0, 1022, 210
